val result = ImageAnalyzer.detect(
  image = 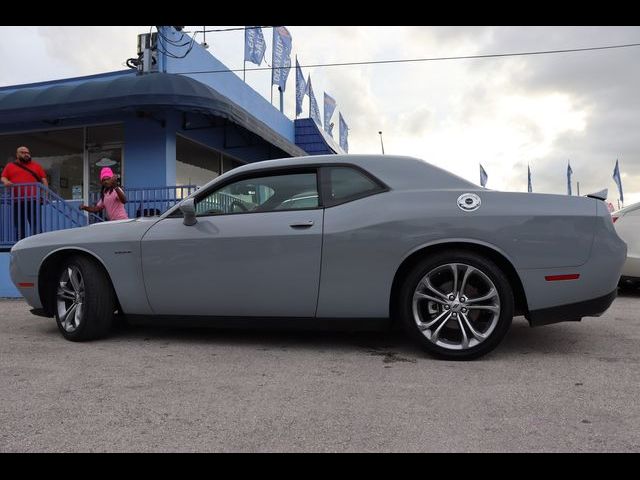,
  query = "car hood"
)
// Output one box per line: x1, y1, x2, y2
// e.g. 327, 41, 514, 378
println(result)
11, 217, 158, 252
